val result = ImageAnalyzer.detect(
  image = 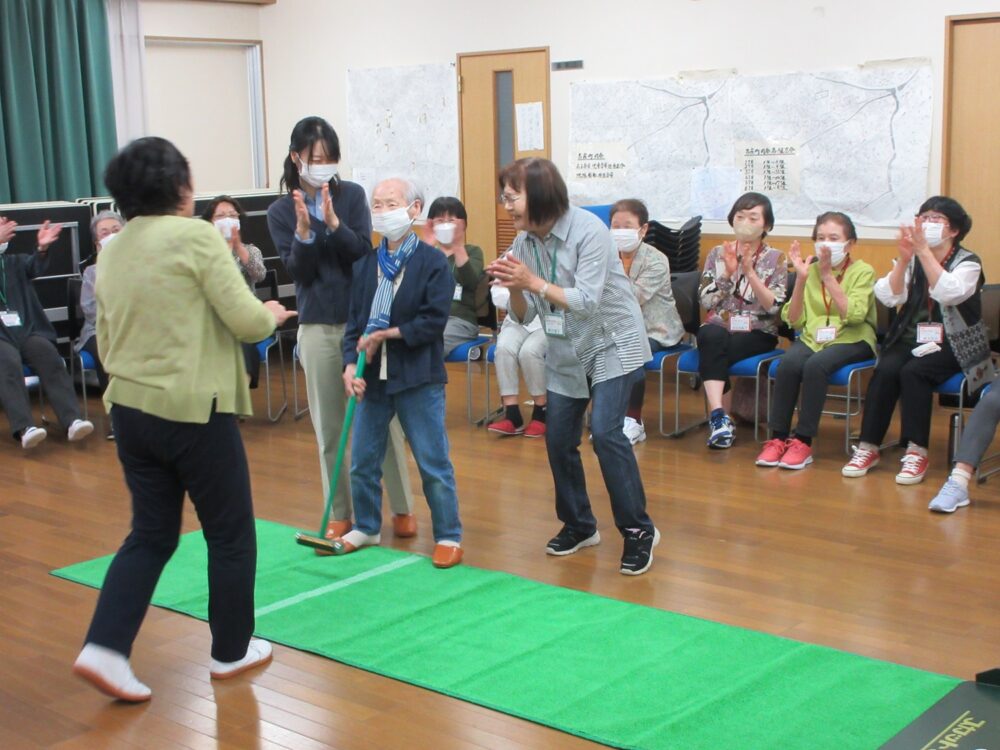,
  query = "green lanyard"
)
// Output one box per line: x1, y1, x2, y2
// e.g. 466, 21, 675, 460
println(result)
530, 237, 558, 283
0, 257, 7, 308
